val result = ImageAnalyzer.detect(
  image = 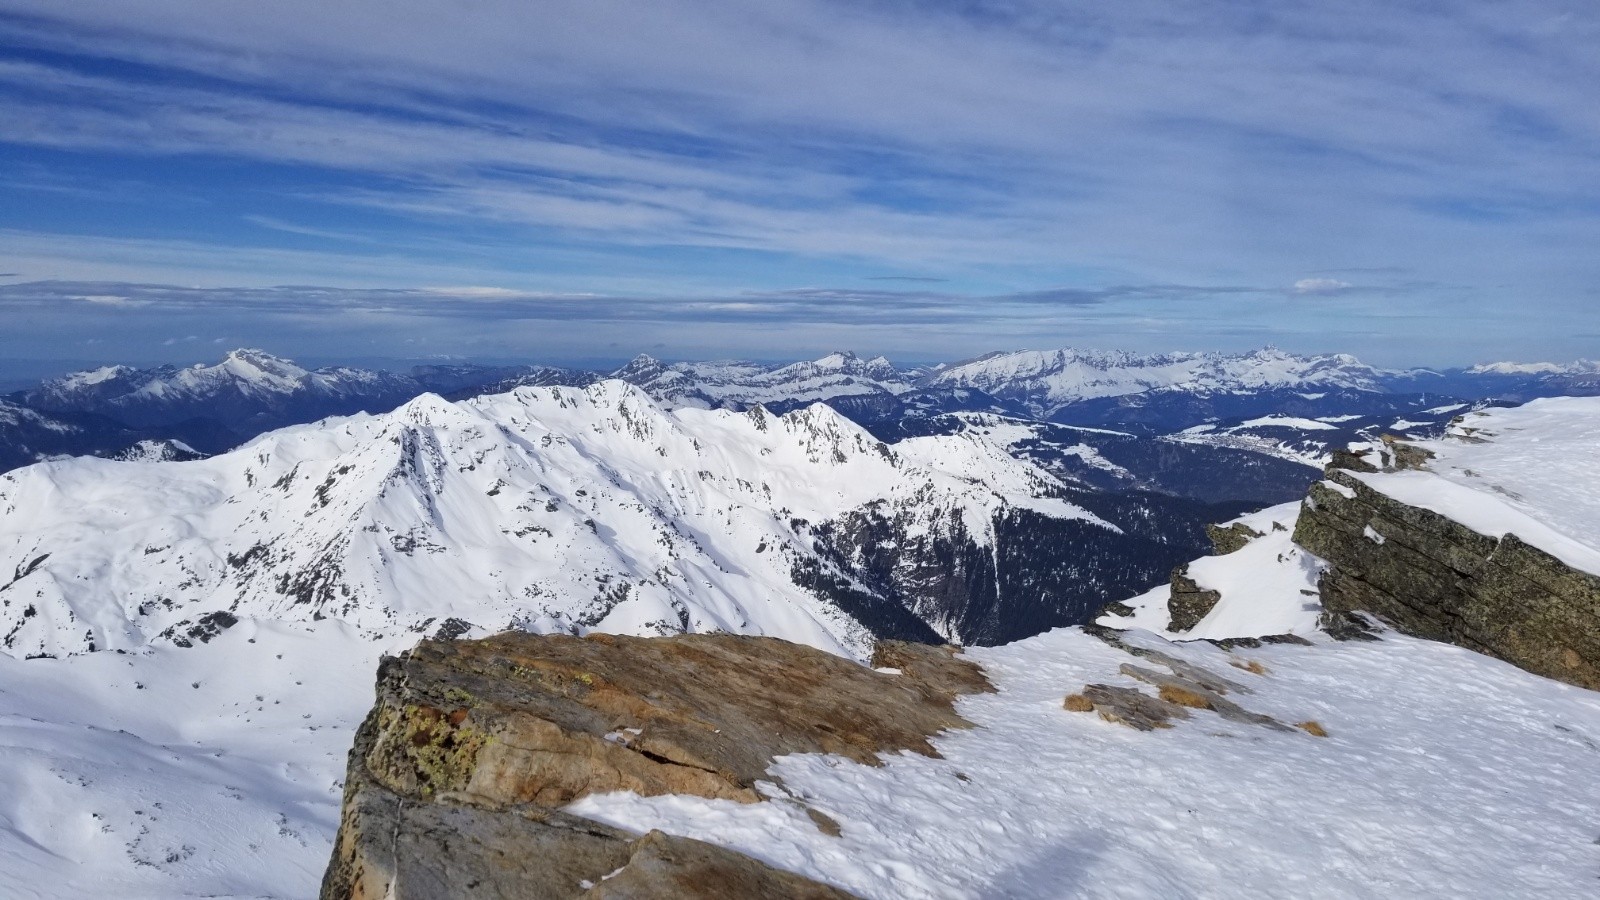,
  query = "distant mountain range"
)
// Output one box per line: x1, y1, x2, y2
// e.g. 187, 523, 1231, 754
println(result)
4, 344, 1594, 660
6, 346, 1591, 474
